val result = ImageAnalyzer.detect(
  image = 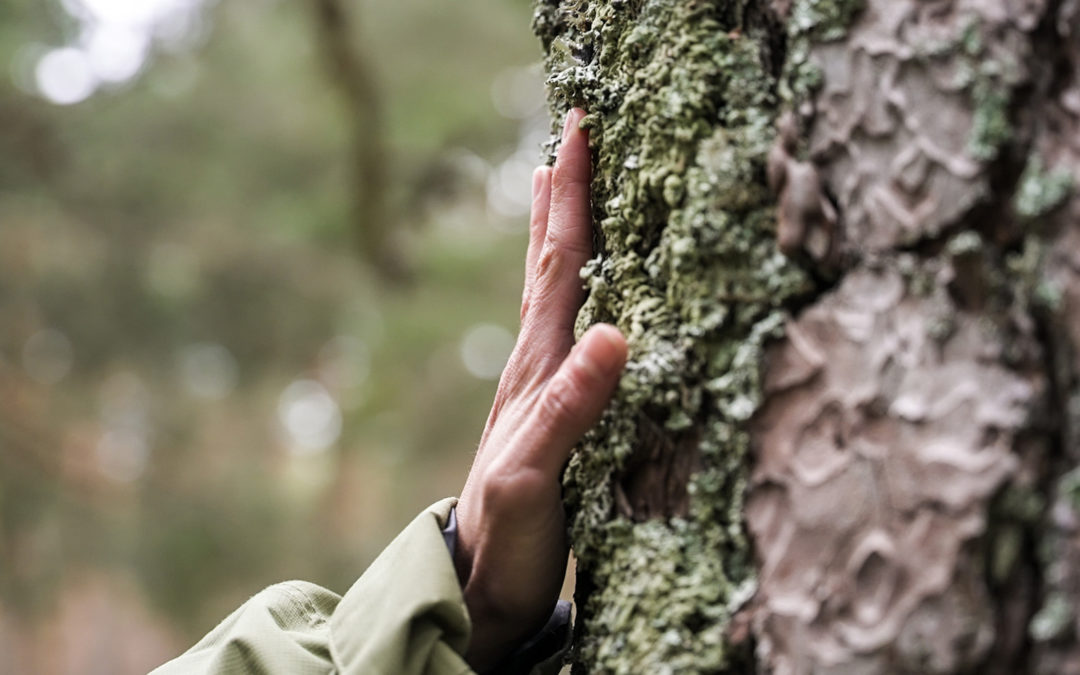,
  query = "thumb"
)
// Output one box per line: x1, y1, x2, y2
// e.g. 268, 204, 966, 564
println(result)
520, 324, 627, 477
